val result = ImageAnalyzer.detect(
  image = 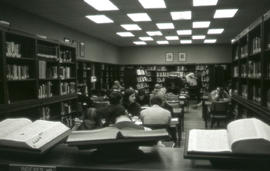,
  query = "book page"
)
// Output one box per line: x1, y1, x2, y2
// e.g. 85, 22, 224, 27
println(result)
1, 120, 69, 149
67, 126, 119, 143
188, 129, 231, 152
0, 118, 32, 139
119, 129, 169, 138
252, 118, 270, 141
